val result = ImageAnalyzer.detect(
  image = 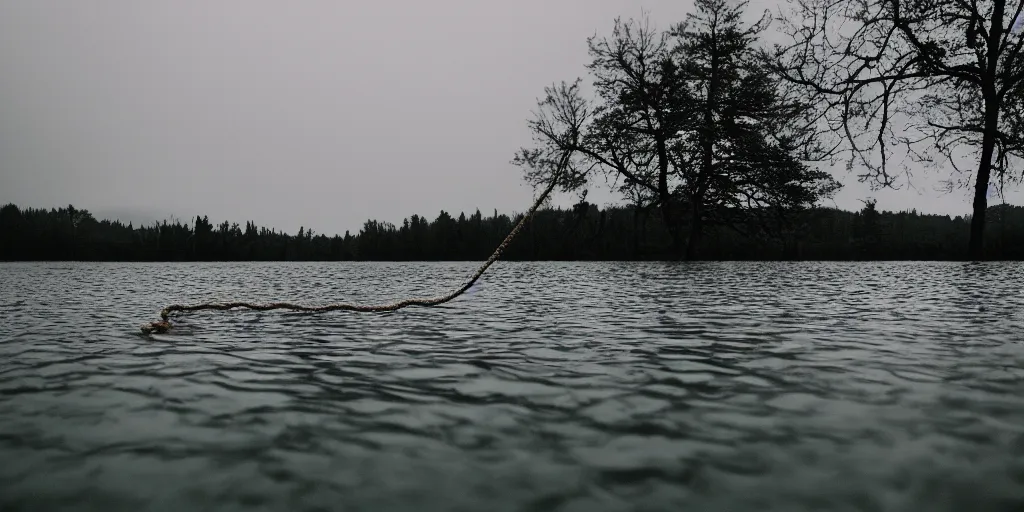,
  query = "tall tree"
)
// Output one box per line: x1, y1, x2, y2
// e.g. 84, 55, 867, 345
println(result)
514, 17, 684, 251
771, 0, 1024, 259
670, 0, 841, 258
515, 0, 840, 259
